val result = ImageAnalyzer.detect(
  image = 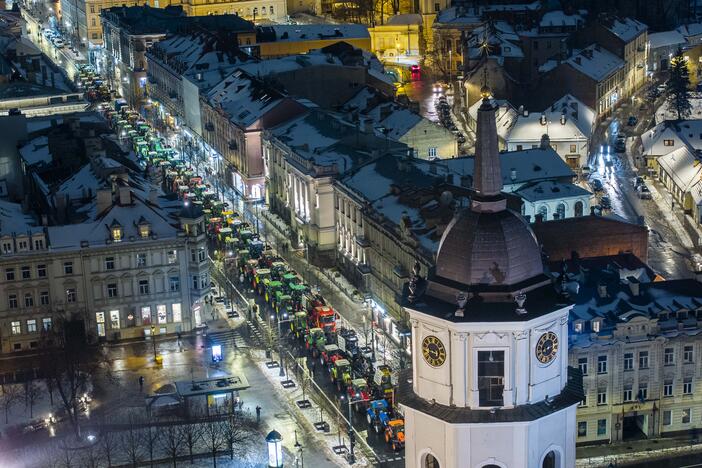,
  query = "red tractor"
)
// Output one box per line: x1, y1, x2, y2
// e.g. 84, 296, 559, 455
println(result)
320, 344, 343, 368
310, 306, 337, 334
